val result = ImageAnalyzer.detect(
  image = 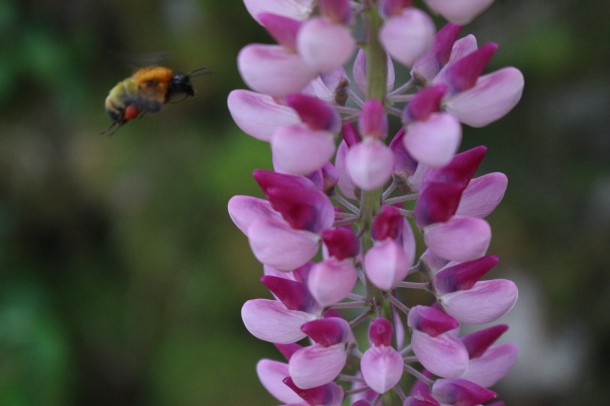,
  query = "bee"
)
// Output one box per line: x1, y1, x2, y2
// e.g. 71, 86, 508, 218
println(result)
103, 66, 209, 135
